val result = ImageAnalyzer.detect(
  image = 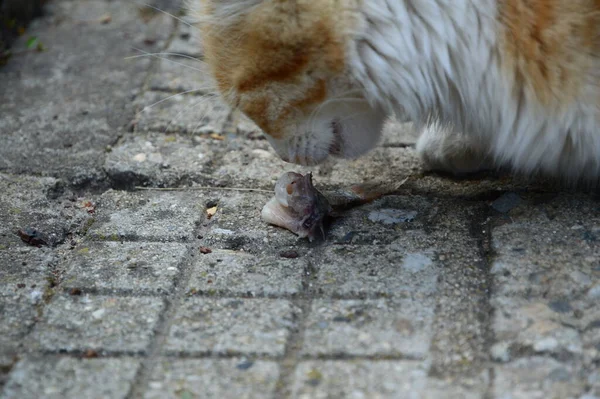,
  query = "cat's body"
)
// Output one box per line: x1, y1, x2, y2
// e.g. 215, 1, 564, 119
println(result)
194, 0, 600, 182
